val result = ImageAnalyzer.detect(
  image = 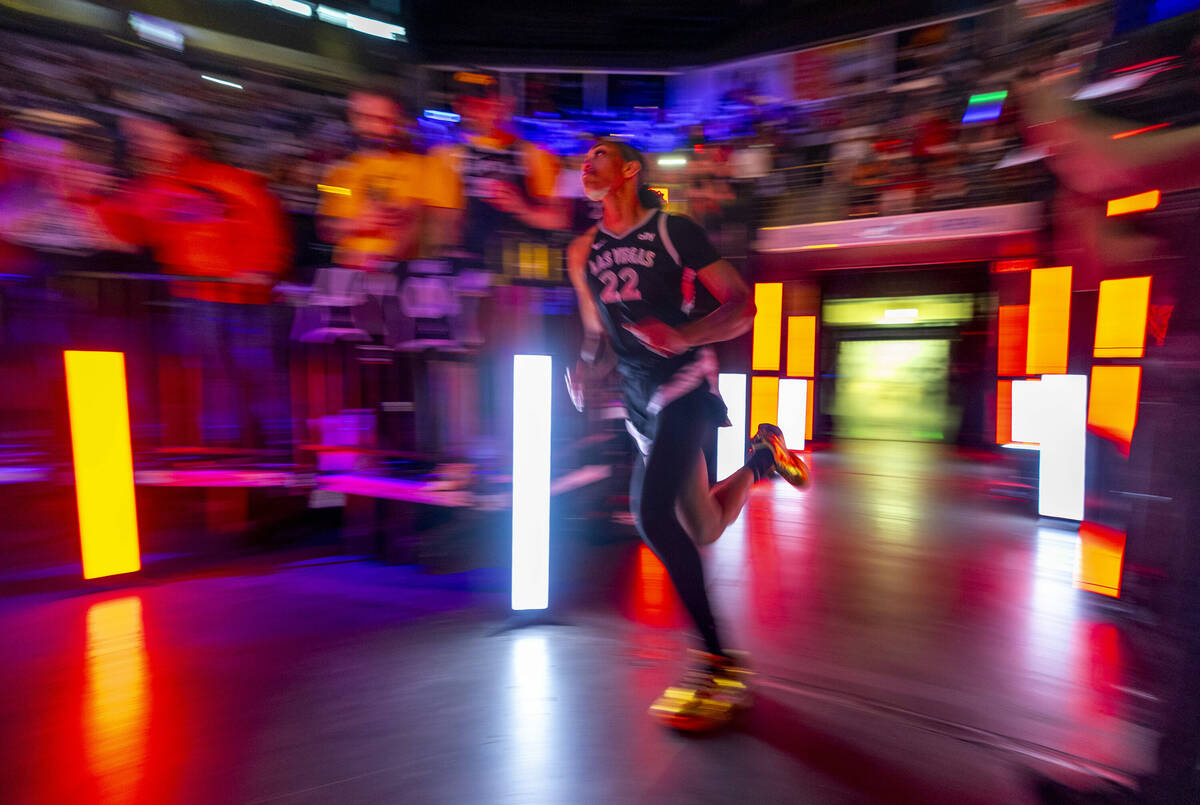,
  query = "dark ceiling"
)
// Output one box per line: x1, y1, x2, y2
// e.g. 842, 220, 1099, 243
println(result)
406, 0, 997, 68
0, 0, 997, 74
